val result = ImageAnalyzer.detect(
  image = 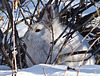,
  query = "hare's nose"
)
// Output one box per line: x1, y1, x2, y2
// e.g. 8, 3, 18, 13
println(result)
35, 29, 41, 32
